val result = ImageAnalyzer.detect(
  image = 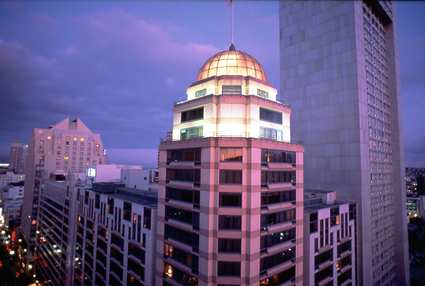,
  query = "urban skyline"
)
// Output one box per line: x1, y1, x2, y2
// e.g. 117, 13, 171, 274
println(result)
0, 1, 424, 168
